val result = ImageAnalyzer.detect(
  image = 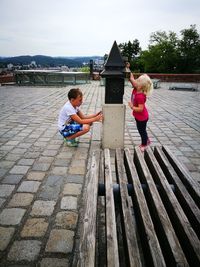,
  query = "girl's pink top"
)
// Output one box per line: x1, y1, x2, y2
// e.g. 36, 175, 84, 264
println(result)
131, 89, 149, 121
